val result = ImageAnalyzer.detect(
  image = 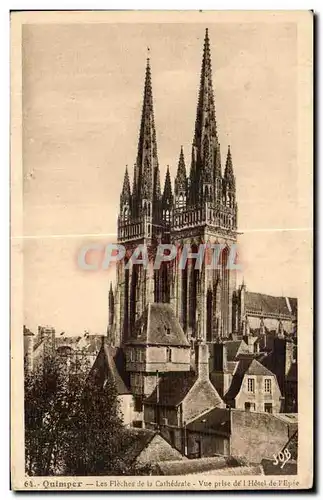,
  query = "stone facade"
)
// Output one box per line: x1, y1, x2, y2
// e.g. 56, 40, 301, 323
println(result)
109, 28, 238, 350
230, 410, 297, 463
186, 408, 297, 464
